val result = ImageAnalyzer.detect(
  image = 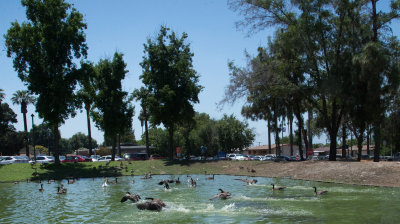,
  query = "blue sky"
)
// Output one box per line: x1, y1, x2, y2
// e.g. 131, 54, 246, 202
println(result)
1, 0, 398, 147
